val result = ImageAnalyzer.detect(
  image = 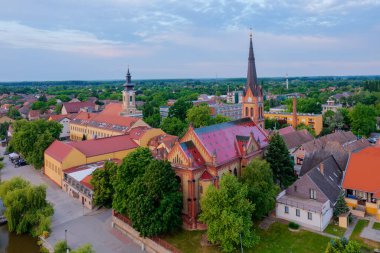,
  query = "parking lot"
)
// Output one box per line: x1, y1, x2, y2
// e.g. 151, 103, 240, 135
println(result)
0, 146, 142, 253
